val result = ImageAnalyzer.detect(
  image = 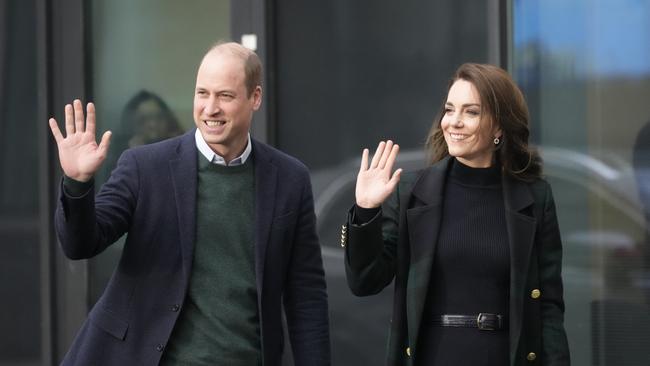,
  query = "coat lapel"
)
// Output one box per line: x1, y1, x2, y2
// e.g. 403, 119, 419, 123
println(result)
169, 130, 199, 281
502, 175, 536, 363
405, 157, 452, 353
251, 140, 278, 300
402, 157, 538, 361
